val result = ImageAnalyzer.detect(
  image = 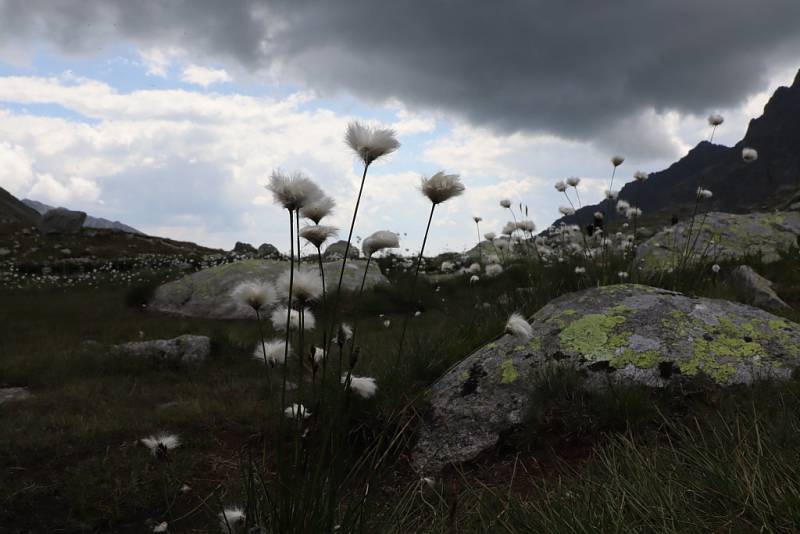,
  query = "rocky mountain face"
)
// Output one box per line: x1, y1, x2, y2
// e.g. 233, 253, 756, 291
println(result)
0, 186, 41, 225
22, 198, 144, 235
554, 69, 800, 229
